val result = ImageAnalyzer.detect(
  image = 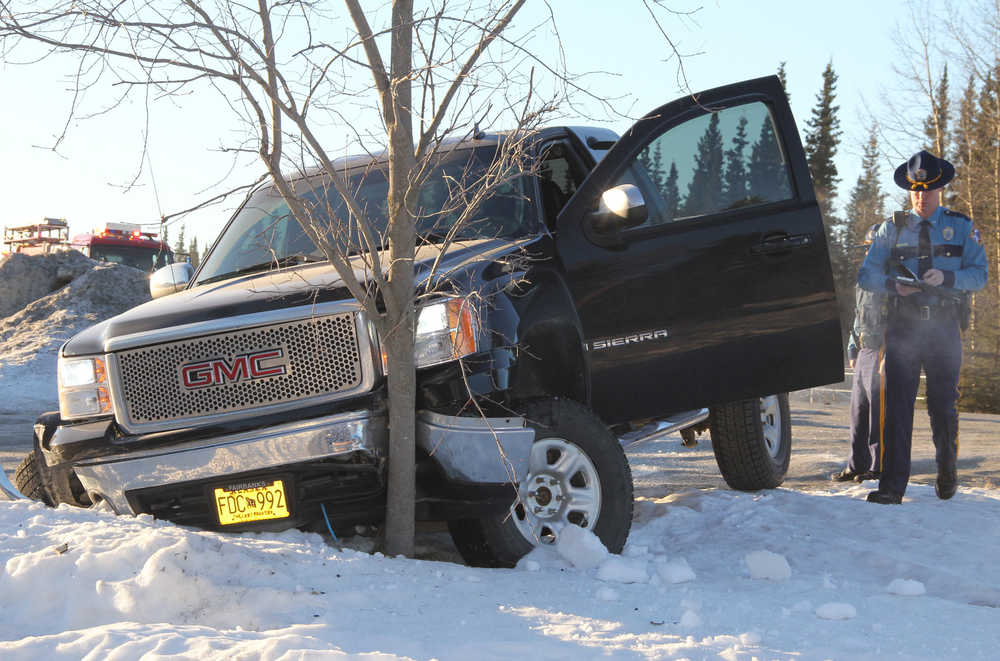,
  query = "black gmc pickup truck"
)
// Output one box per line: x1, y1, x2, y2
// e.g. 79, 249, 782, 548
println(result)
10, 76, 842, 567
